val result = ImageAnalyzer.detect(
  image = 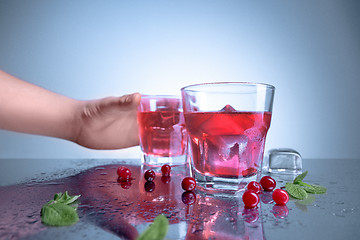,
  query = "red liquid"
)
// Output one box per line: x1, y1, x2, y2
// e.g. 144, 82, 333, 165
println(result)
185, 111, 272, 178
138, 111, 187, 157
